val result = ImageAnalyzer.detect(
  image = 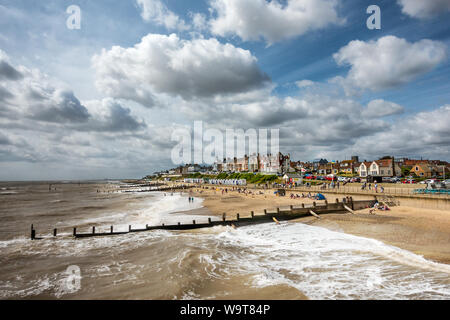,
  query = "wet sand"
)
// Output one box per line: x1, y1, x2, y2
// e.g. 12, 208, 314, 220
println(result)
191, 186, 450, 265
190, 187, 317, 218
305, 207, 450, 265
